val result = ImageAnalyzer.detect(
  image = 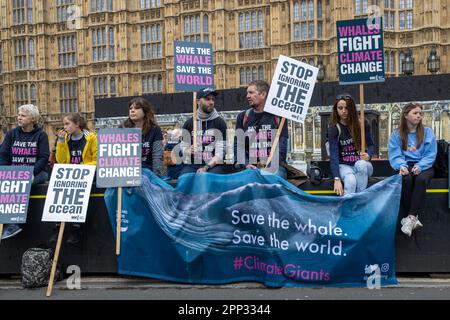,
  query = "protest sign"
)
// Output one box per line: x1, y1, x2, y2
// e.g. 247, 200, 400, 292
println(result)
105, 169, 401, 287
337, 18, 385, 85
97, 128, 142, 256
42, 164, 95, 223
96, 128, 142, 188
41, 164, 95, 297
174, 41, 214, 92
265, 55, 318, 124
0, 166, 33, 224
0, 166, 33, 243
